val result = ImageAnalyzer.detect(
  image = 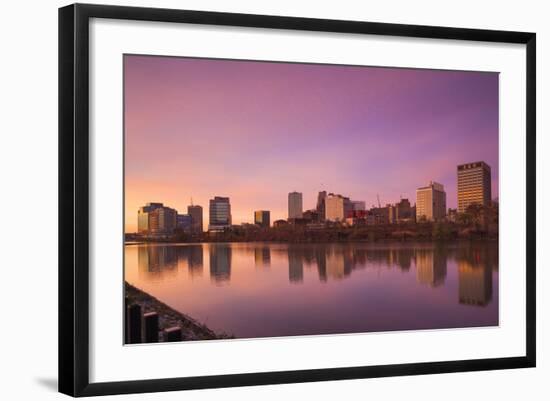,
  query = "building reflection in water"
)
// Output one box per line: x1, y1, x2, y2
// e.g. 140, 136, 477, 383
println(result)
288, 245, 405, 284
457, 245, 493, 306
395, 248, 413, 271
135, 244, 495, 305
137, 244, 204, 280
209, 244, 232, 283
178, 245, 204, 278
137, 245, 178, 280
287, 248, 304, 283
315, 247, 328, 282
415, 247, 447, 287
325, 249, 352, 280
254, 247, 271, 268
